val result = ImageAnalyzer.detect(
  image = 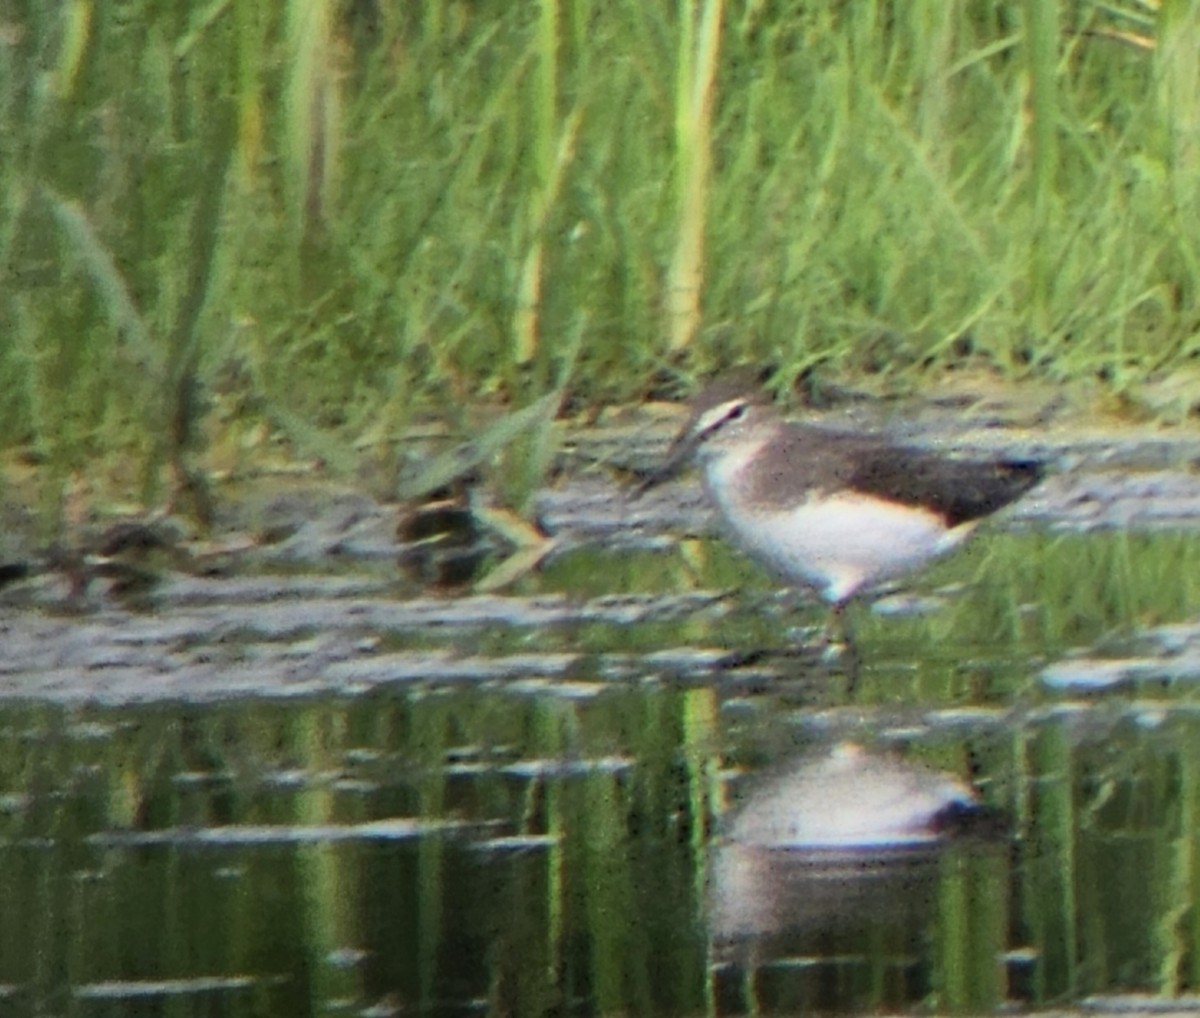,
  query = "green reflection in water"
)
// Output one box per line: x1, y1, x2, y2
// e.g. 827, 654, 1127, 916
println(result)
0, 531, 1199, 1014
541, 529, 1200, 702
